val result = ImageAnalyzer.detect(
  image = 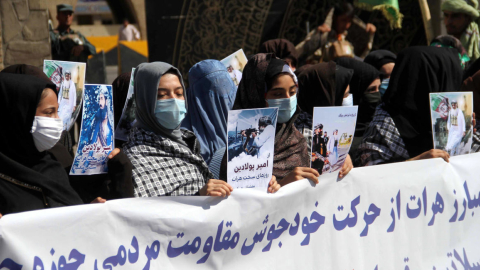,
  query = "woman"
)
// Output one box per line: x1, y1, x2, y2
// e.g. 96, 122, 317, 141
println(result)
295, 62, 354, 177
363, 50, 396, 96
0, 73, 85, 215
123, 62, 280, 197
356, 46, 462, 166
181, 60, 237, 166
334, 57, 381, 161
219, 54, 320, 186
